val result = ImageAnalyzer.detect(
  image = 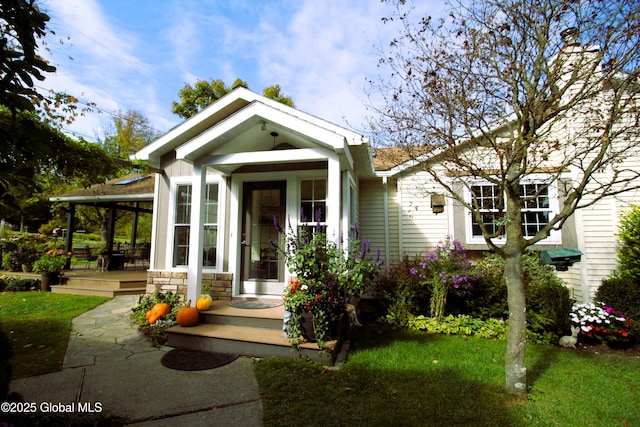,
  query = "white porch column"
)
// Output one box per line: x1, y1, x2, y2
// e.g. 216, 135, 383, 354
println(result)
327, 153, 341, 241
186, 163, 206, 305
